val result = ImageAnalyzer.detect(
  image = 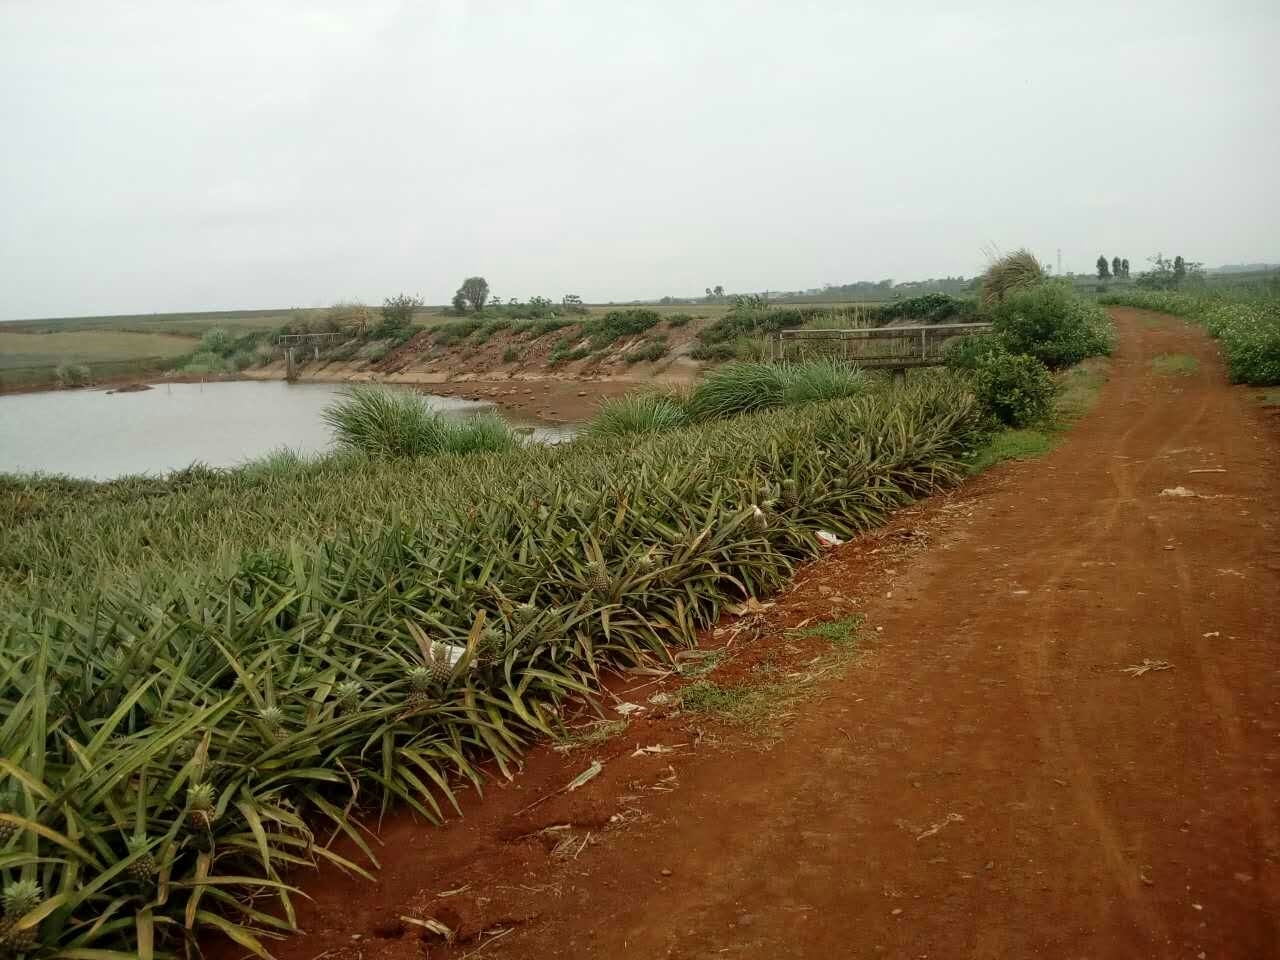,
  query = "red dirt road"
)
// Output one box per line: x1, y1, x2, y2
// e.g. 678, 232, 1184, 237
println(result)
248, 310, 1280, 960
